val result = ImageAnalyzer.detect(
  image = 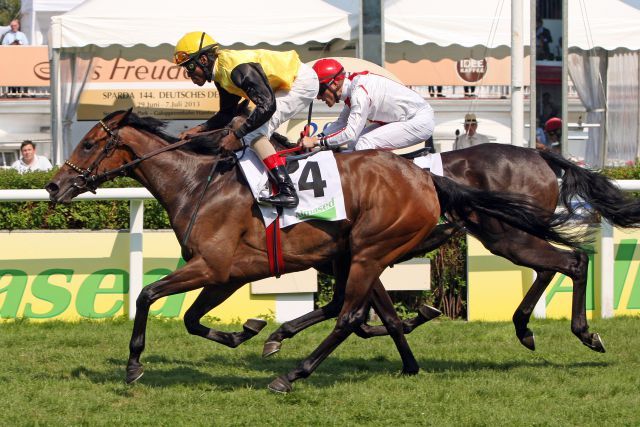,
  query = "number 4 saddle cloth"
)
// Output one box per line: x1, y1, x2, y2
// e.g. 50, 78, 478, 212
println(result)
237, 149, 347, 228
